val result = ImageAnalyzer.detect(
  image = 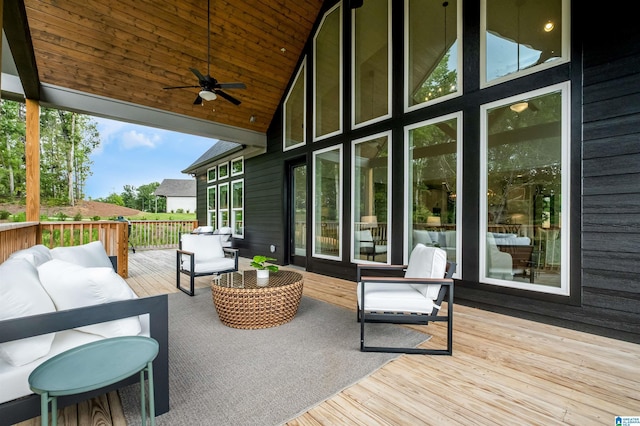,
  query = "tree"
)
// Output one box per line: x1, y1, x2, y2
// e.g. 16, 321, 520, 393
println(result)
0, 100, 26, 198
136, 182, 159, 212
